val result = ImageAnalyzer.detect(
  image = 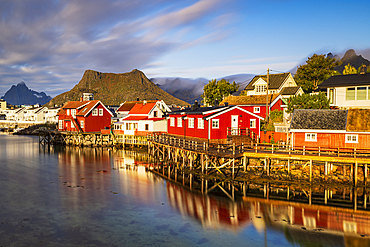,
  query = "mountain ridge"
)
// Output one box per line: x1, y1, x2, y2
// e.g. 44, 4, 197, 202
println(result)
1, 82, 52, 105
